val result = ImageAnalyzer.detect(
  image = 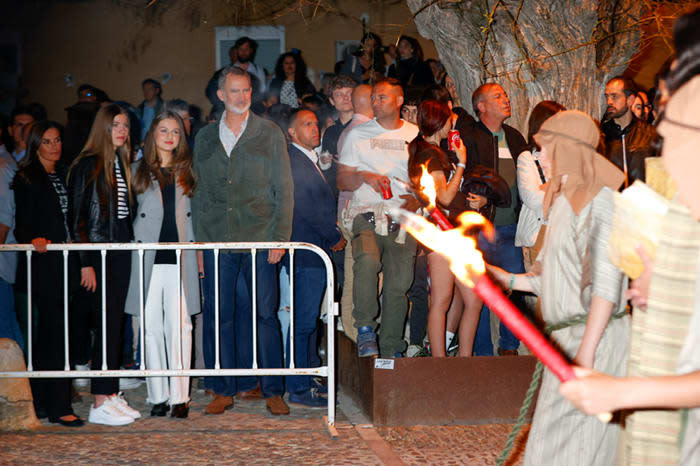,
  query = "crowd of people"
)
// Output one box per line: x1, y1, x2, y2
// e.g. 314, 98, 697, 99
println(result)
1, 11, 700, 462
